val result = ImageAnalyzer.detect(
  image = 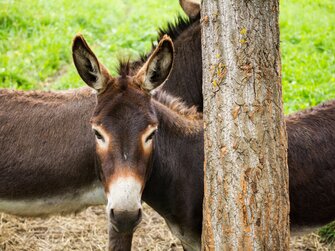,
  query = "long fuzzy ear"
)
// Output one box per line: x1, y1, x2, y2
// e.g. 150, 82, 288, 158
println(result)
179, 0, 200, 18
135, 35, 174, 92
72, 34, 110, 92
